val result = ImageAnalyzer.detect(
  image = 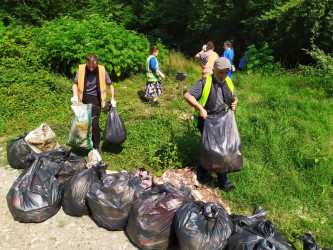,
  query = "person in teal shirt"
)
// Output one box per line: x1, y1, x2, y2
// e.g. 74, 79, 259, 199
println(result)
222, 40, 234, 79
